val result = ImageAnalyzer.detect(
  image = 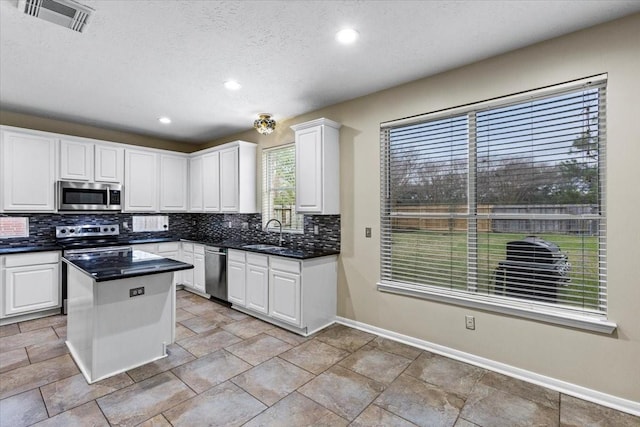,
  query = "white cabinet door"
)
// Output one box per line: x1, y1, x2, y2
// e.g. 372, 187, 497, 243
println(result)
189, 156, 203, 211
193, 252, 205, 293
295, 126, 323, 213
203, 151, 220, 212
227, 261, 246, 306
159, 154, 188, 212
227, 250, 246, 305
95, 144, 124, 183
182, 251, 194, 287
246, 260, 269, 314
219, 147, 239, 212
157, 248, 181, 285
3, 263, 60, 317
292, 118, 341, 214
125, 149, 158, 212
1, 130, 57, 212
60, 139, 93, 181
269, 269, 301, 327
